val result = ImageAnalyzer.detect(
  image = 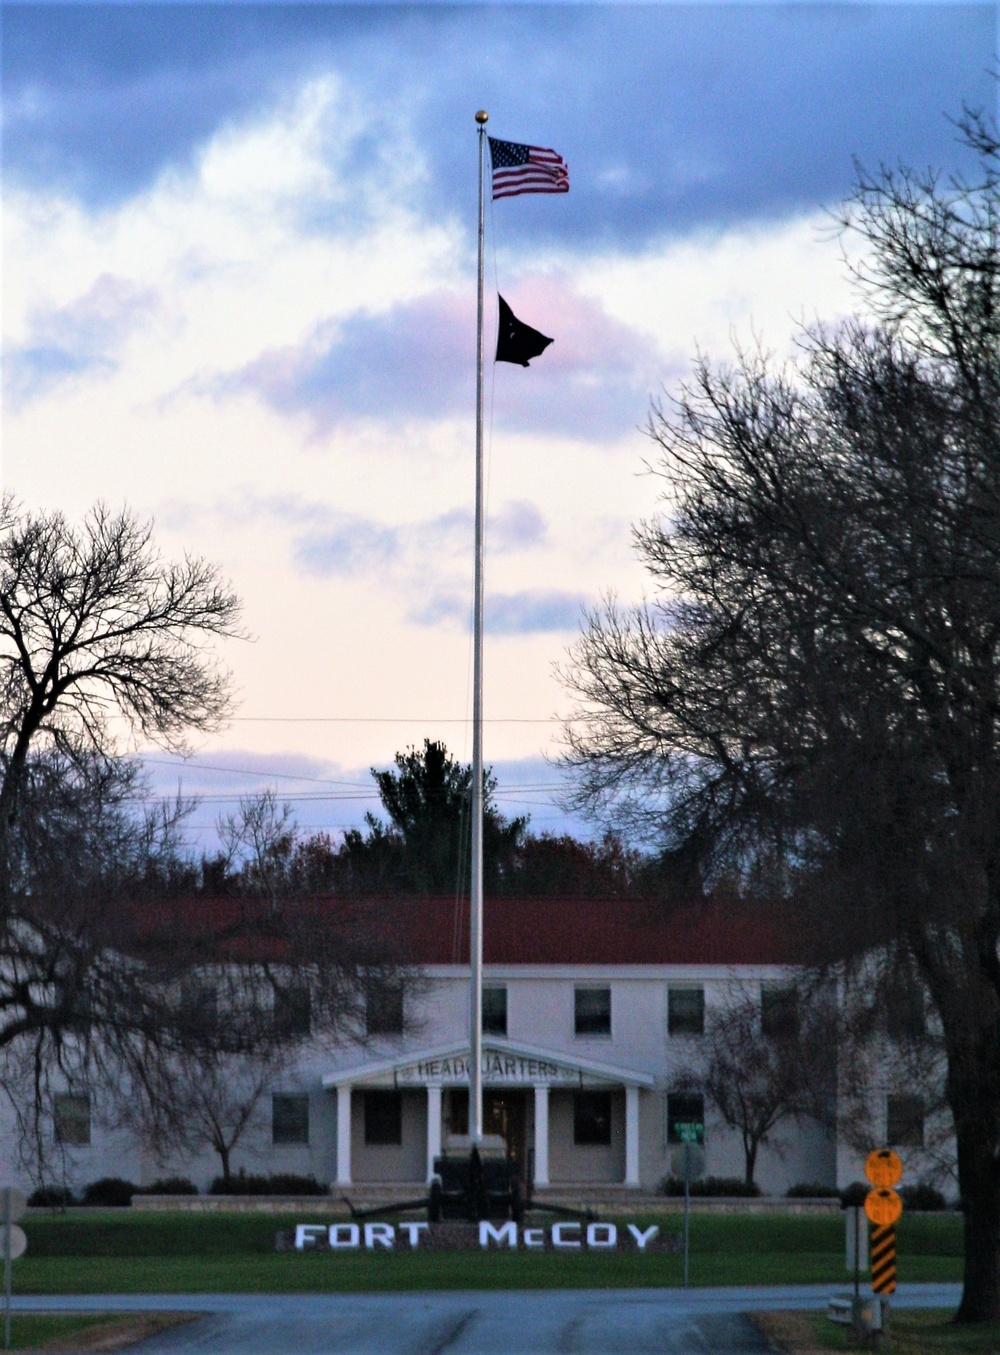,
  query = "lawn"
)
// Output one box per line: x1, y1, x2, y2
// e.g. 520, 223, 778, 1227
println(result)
760, 1309, 1000, 1355
9, 1209, 965, 1293
0, 1312, 194, 1351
